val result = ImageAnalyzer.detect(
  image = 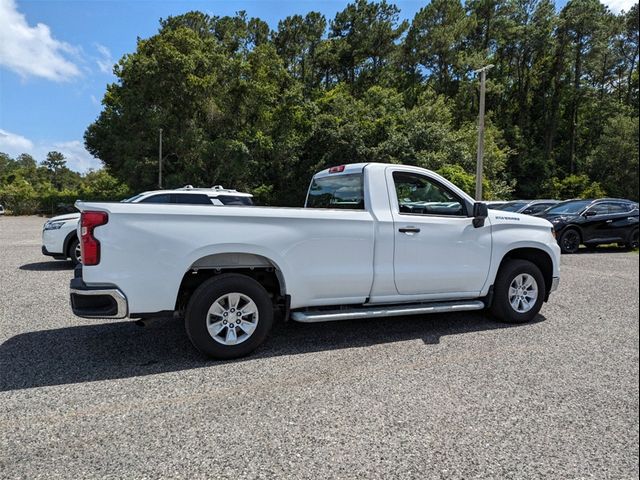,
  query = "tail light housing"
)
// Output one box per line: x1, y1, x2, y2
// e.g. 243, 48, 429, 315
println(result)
81, 211, 108, 265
